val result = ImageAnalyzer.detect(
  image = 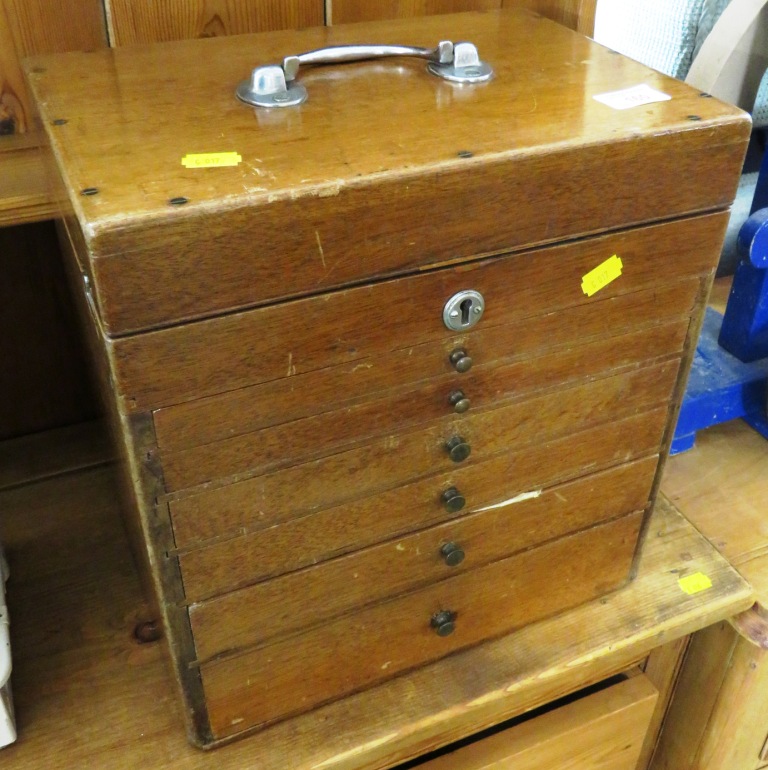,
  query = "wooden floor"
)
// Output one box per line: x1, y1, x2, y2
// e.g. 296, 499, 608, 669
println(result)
0, 415, 763, 767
